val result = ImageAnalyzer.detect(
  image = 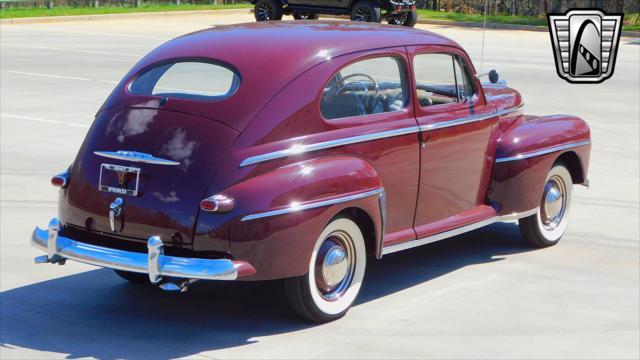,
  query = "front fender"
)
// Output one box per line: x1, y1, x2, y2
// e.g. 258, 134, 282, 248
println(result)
196, 156, 384, 280
490, 115, 591, 215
